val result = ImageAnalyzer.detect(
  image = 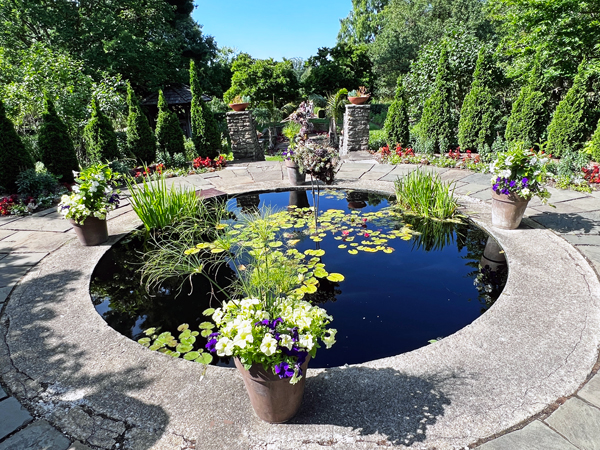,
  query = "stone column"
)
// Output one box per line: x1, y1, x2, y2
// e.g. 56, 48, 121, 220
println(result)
341, 104, 370, 156
226, 111, 264, 161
